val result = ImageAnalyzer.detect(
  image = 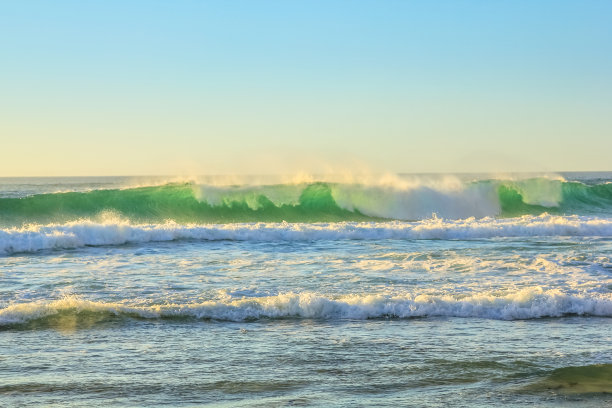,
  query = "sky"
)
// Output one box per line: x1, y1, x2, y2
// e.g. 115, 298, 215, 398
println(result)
1, 0, 611, 176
